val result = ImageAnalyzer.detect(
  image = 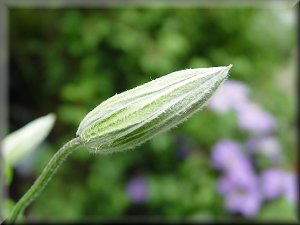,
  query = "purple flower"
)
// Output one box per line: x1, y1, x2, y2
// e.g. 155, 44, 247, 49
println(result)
218, 171, 262, 217
213, 139, 262, 217
283, 171, 297, 205
260, 168, 285, 200
211, 139, 246, 171
127, 176, 149, 203
217, 152, 257, 195
218, 165, 257, 195
246, 136, 282, 162
208, 79, 277, 134
217, 175, 233, 195
260, 168, 297, 205
225, 187, 262, 217
237, 103, 276, 134
208, 80, 250, 114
